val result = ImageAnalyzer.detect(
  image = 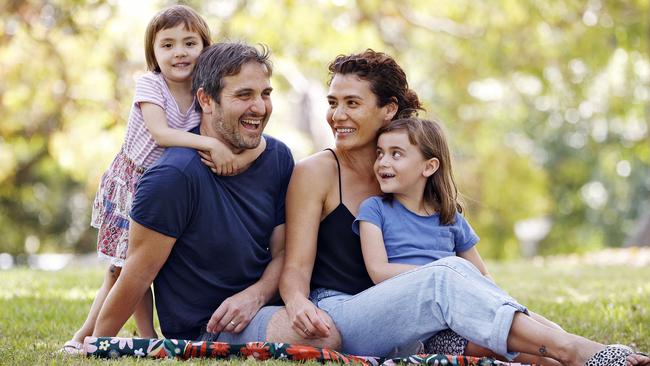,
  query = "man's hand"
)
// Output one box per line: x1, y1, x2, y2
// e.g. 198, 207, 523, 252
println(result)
285, 296, 331, 339
207, 224, 286, 335
206, 290, 264, 334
